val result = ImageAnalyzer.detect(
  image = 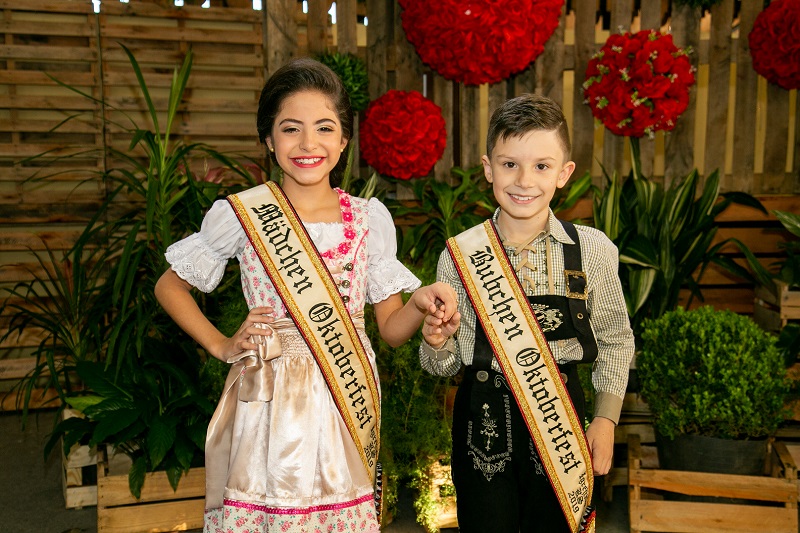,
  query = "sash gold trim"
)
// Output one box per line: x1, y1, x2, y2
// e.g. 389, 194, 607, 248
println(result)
228, 182, 380, 482
448, 221, 594, 533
